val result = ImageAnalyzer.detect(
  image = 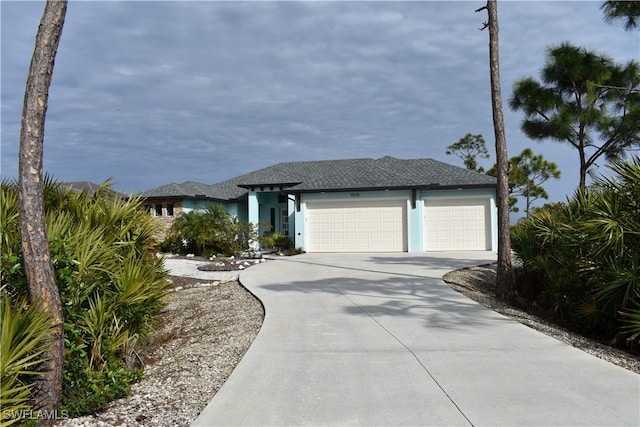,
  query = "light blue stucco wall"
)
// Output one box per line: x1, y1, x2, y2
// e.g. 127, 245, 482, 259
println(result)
182, 199, 245, 221
293, 188, 497, 253
246, 191, 292, 239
